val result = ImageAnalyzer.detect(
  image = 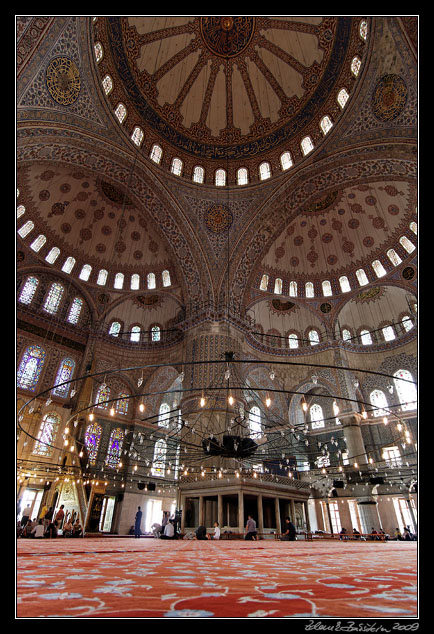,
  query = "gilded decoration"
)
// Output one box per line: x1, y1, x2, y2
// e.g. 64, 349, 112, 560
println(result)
355, 286, 384, 303
200, 17, 256, 58
45, 56, 81, 106
371, 74, 408, 122
204, 204, 233, 234
402, 266, 415, 281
